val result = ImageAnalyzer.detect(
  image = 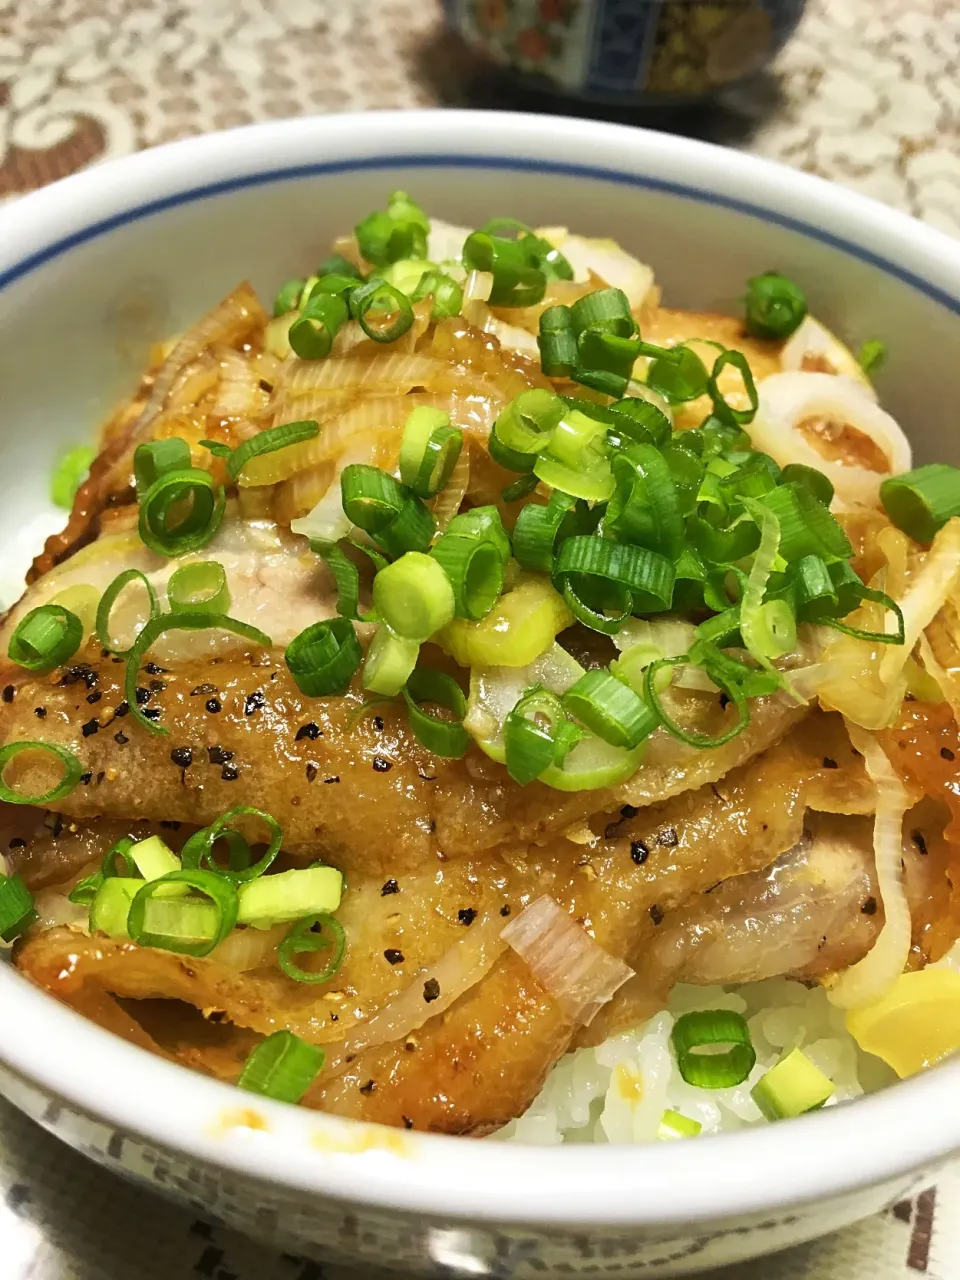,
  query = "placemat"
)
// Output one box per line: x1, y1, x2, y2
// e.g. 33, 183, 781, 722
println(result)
1, 1, 958, 1276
